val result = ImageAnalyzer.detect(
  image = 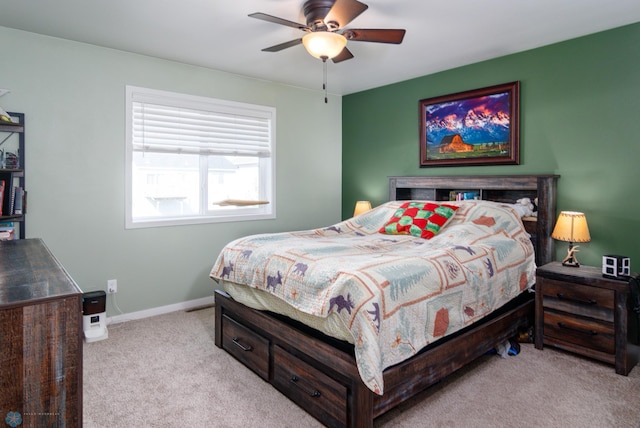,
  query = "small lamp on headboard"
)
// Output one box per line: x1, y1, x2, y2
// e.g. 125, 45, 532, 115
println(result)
551, 211, 591, 267
353, 200, 372, 217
